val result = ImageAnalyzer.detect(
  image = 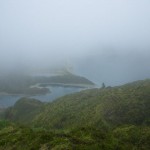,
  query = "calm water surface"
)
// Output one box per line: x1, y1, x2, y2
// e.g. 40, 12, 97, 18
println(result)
0, 86, 84, 108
